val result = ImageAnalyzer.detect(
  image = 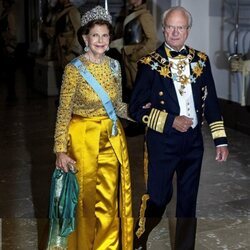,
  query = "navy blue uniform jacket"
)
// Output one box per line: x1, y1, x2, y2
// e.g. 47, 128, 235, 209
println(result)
129, 43, 227, 146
